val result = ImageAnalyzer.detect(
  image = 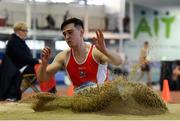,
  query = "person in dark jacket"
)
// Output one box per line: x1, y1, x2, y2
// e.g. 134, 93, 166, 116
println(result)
0, 55, 22, 101
0, 21, 40, 101
6, 22, 40, 74
46, 14, 55, 29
